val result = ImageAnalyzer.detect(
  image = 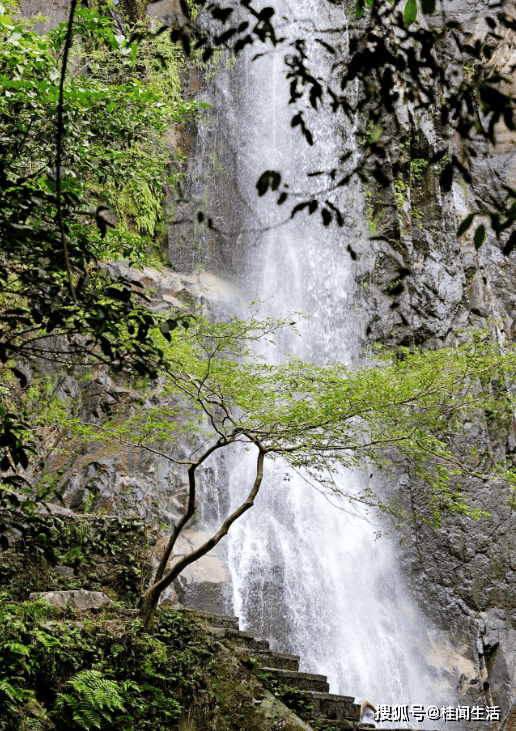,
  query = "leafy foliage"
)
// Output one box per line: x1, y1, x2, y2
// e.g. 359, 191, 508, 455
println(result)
188, 0, 516, 244
257, 670, 315, 720
56, 670, 133, 729
0, 513, 152, 603
78, 315, 516, 519
57, 311, 516, 625
0, 2, 200, 536
0, 601, 217, 730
